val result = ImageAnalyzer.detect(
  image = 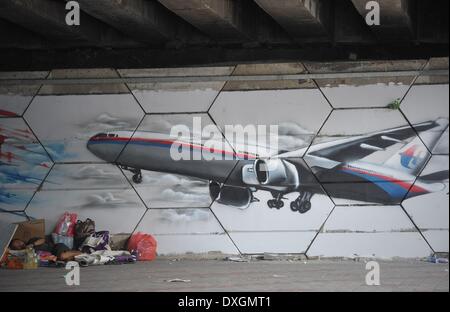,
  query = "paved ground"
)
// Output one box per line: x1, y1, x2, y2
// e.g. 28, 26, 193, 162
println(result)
0, 259, 448, 292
